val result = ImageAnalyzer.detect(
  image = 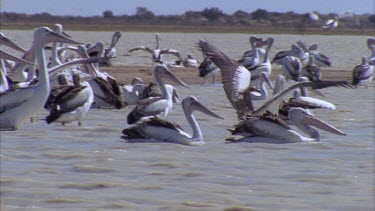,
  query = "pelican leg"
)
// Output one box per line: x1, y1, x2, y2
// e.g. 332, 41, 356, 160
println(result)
30, 116, 34, 123
78, 121, 82, 126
